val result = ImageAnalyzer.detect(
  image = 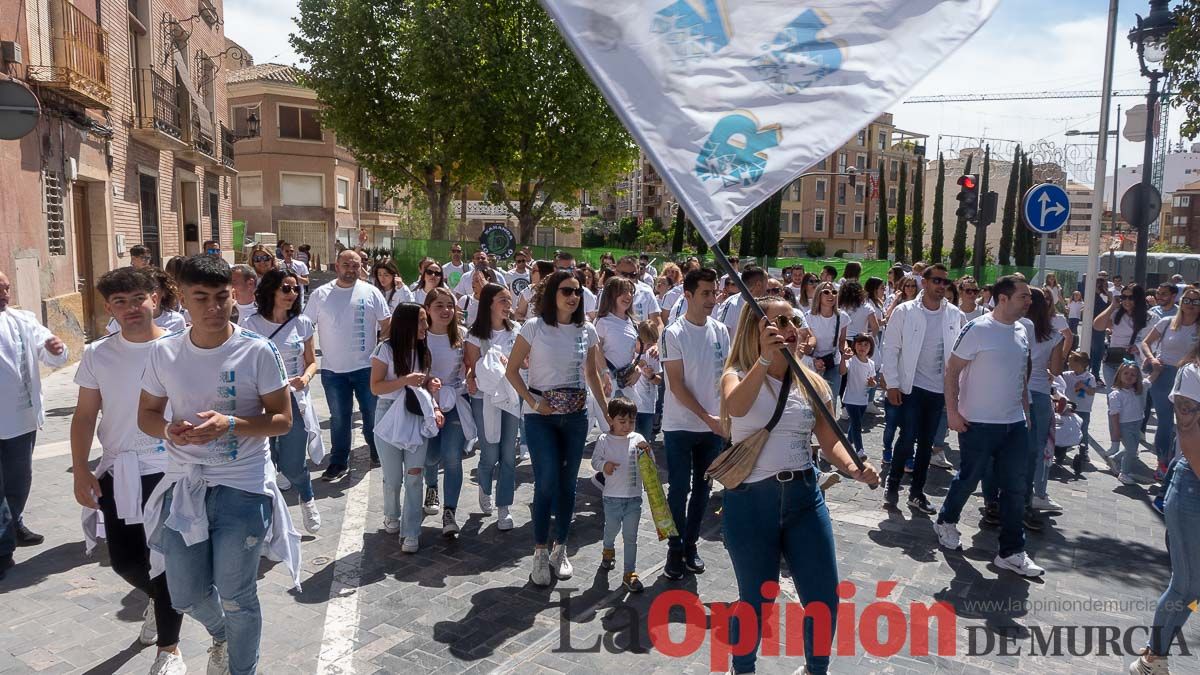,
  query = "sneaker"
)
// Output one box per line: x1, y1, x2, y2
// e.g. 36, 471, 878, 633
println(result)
497, 506, 514, 531
933, 521, 962, 550
1129, 649, 1170, 674
866, 402, 883, 416
600, 549, 616, 571
276, 473, 292, 491
296, 499, 320, 534
664, 550, 685, 580
684, 550, 706, 574
1031, 495, 1063, 512
320, 464, 347, 482
818, 471, 840, 491
908, 495, 937, 515
623, 572, 645, 593
882, 449, 893, 464
982, 502, 1001, 527
423, 487, 440, 515
442, 508, 459, 537
383, 517, 401, 535
530, 548, 552, 586
206, 640, 228, 675
14, 522, 43, 546
550, 544, 573, 579
904, 458, 914, 473
478, 487, 494, 515
883, 489, 899, 508
148, 649, 187, 675
401, 536, 419, 554
994, 551, 1045, 577
1071, 453, 1086, 476
139, 602, 158, 646
590, 471, 606, 492
1023, 508, 1044, 531
1154, 463, 1168, 482
929, 451, 953, 470
1118, 472, 1137, 485
1152, 495, 1165, 515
